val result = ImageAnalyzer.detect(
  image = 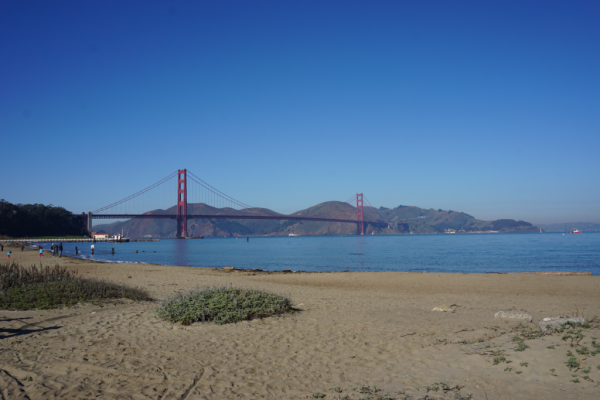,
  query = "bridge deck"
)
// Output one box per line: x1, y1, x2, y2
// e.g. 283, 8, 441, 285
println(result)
92, 214, 387, 226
